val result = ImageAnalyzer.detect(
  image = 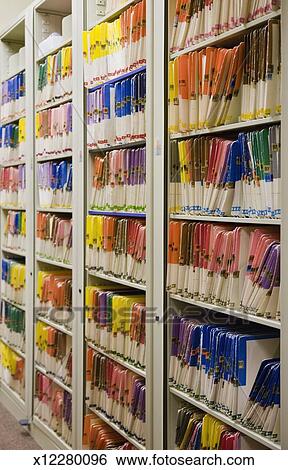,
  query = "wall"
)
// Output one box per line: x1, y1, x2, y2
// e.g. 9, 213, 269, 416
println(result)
0, 0, 33, 31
